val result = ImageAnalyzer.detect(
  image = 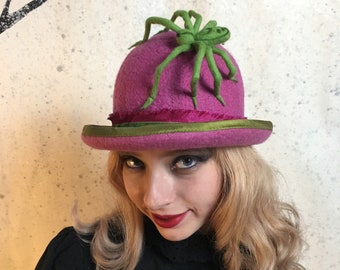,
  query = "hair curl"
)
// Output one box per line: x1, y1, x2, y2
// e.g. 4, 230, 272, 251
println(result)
75, 146, 305, 270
